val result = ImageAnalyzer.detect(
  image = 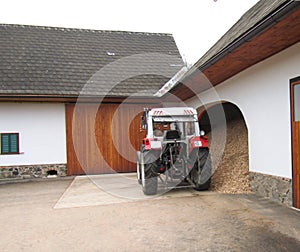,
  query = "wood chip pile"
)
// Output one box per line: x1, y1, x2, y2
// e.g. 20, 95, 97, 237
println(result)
208, 118, 252, 194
